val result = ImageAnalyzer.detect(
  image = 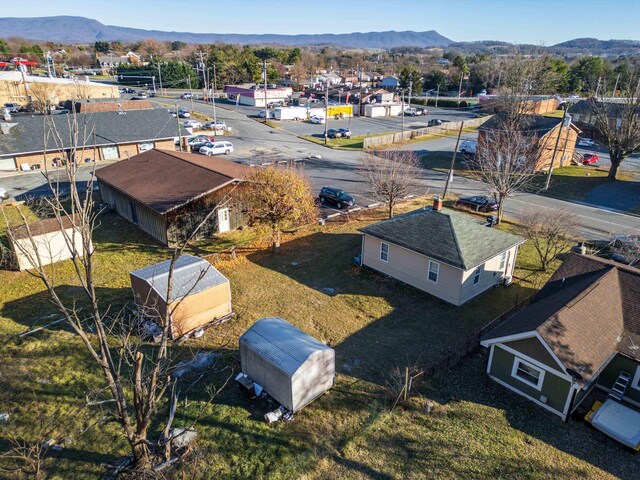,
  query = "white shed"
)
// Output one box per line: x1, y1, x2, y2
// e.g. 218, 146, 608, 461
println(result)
9, 215, 88, 271
239, 317, 335, 413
